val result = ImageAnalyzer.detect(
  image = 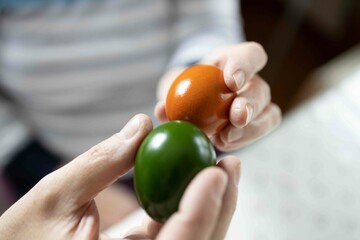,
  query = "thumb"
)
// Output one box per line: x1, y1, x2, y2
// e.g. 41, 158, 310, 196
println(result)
43, 114, 153, 206
157, 168, 228, 240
